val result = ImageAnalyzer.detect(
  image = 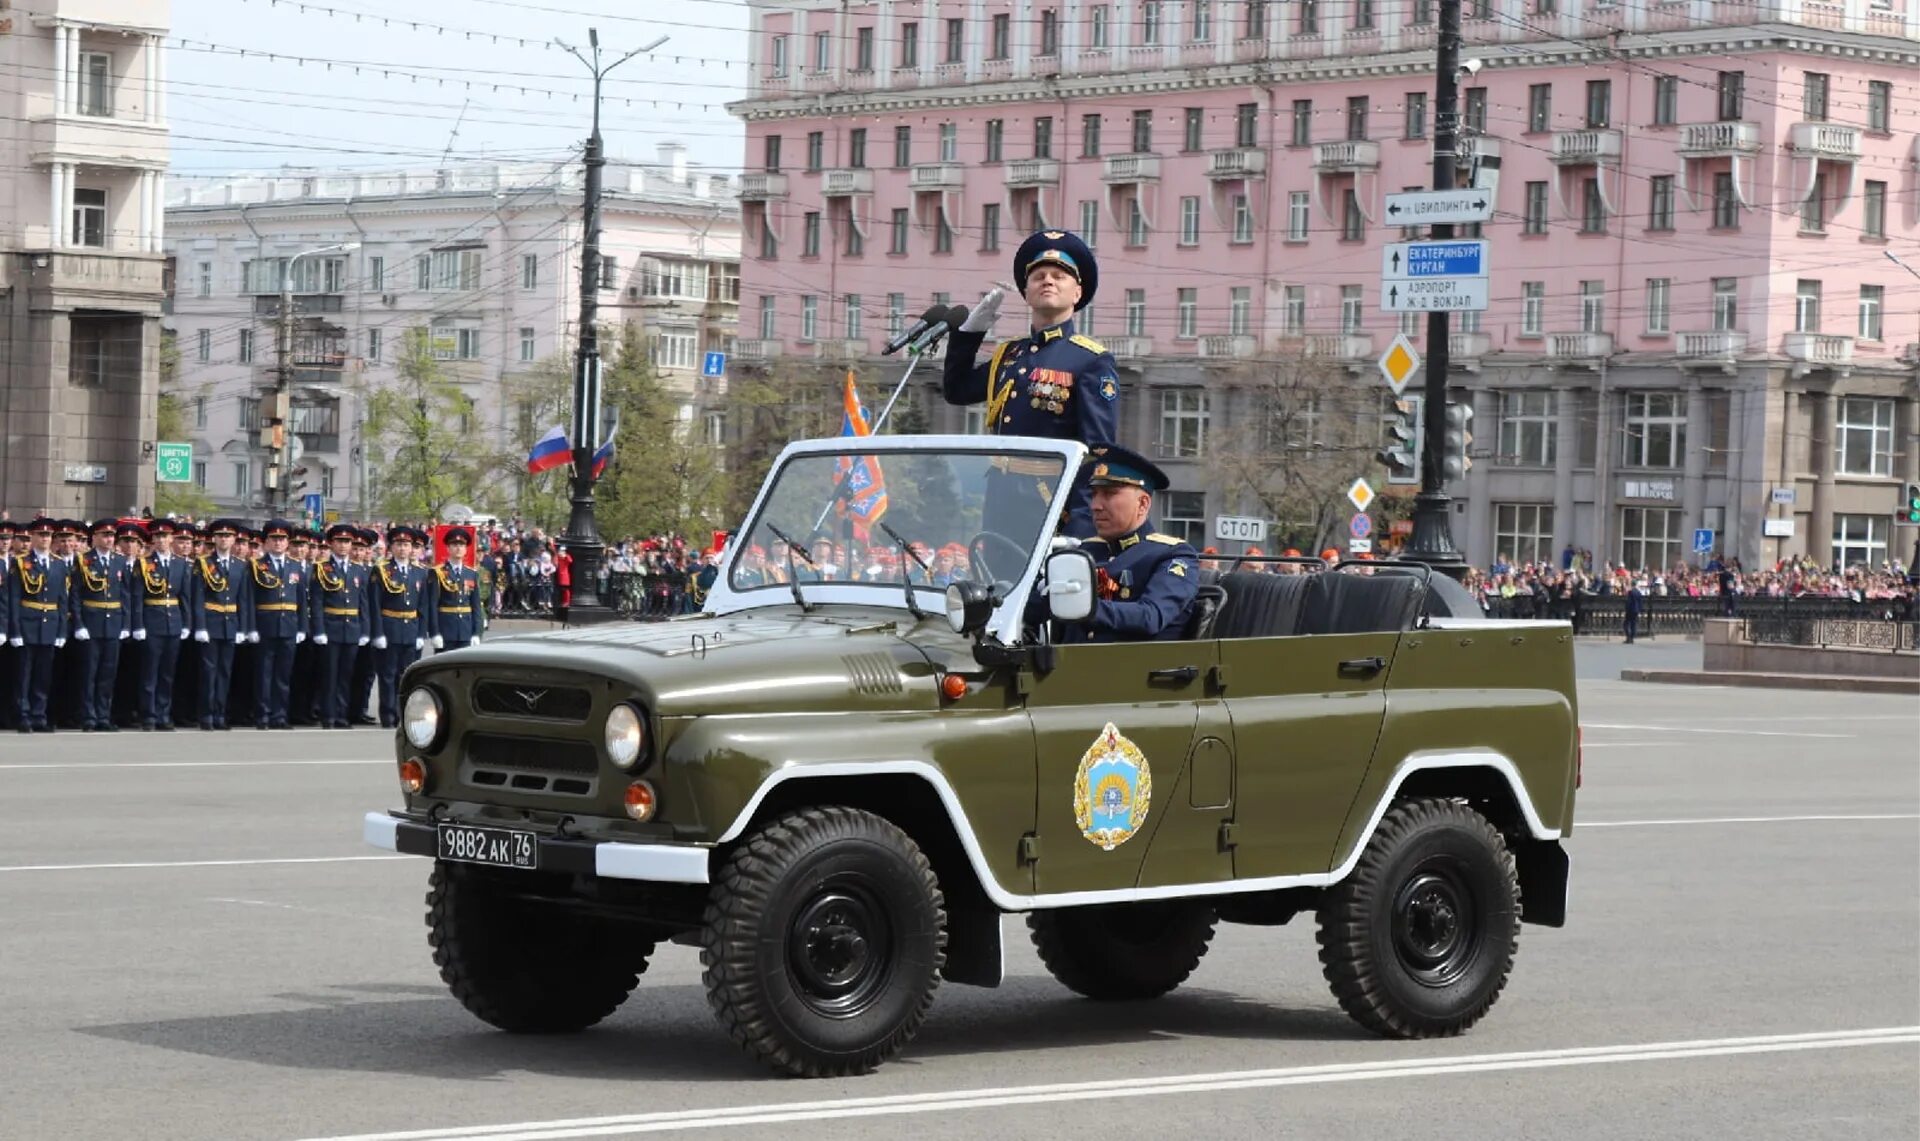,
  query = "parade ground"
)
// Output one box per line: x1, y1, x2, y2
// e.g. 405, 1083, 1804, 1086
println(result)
1, 644, 1914, 1140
